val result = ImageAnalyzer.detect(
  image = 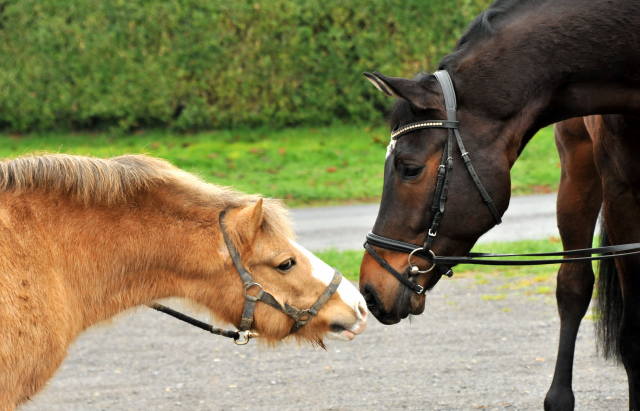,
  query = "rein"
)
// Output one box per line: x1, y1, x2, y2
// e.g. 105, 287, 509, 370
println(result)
147, 209, 342, 345
364, 69, 640, 294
